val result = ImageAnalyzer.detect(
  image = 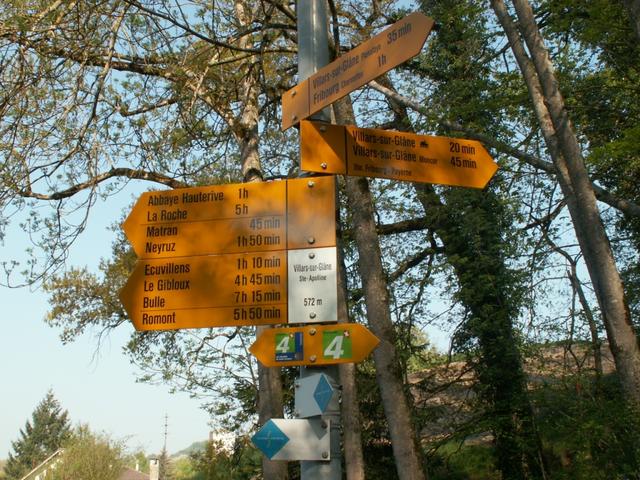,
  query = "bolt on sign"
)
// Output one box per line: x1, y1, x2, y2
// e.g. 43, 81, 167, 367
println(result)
249, 324, 380, 368
300, 120, 499, 188
120, 176, 339, 331
281, 12, 435, 131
